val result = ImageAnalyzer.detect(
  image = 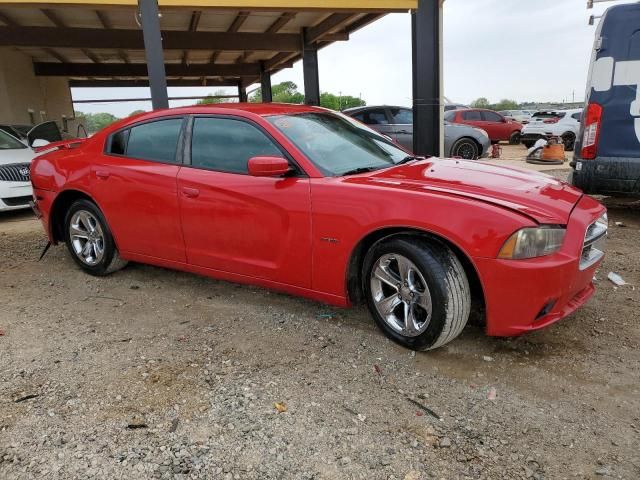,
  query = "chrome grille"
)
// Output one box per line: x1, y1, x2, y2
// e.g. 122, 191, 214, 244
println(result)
580, 216, 607, 270
0, 163, 31, 182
